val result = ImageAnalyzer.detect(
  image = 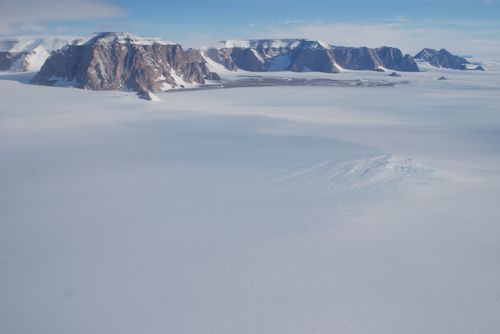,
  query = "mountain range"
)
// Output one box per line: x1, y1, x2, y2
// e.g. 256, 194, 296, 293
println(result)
204, 39, 419, 73
0, 32, 485, 98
